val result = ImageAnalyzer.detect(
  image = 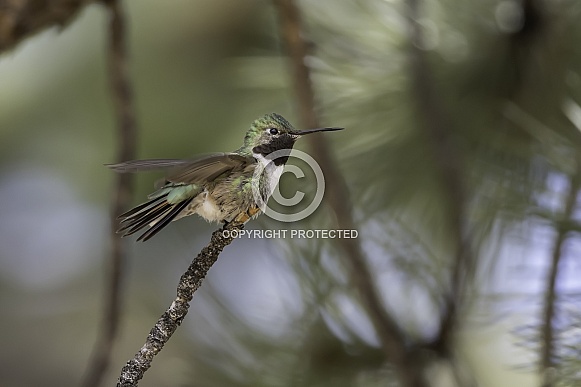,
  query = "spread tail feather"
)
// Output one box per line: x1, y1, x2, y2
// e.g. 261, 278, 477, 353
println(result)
118, 194, 193, 242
